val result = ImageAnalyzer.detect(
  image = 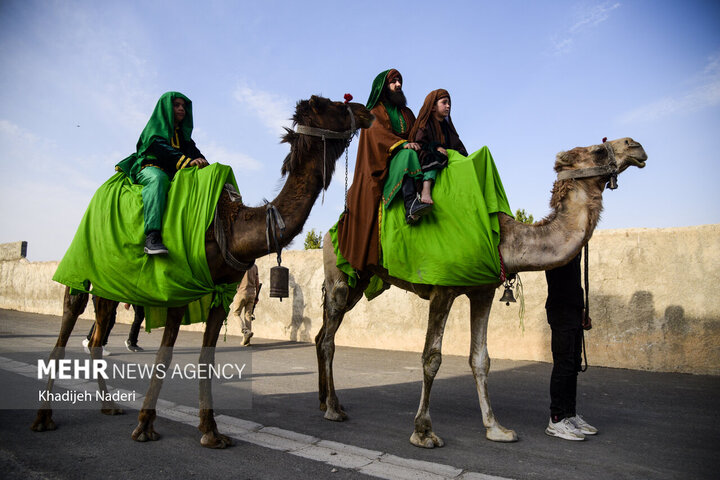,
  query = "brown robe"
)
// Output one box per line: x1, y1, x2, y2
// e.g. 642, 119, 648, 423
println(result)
336, 103, 416, 271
